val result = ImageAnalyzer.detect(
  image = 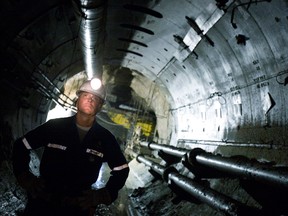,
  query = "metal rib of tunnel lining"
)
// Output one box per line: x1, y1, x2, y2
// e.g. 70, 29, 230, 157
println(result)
120, 24, 155, 35
72, 0, 106, 79
116, 49, 143, 57
118, 38, 148, 47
